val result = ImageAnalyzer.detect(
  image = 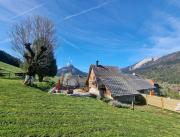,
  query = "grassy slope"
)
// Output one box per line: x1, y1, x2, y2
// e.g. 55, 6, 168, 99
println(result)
0, 61, 23, 73
0, 79, 180, 137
